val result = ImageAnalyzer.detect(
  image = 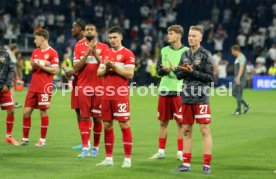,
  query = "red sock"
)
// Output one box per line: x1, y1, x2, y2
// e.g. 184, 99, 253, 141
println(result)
104, 129, 114, 157
203, 154, 212, 166
159, 138, 166, 149
80, 120, 90, 148
122, 127, 132, 158
93, 121, 102, 147
6, 115, 14, 136
177, 138, 183, 151
183, 153, 192, 164
41, 116, 49, 139
23, 117, 31, 139
88, 120, 92, 141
